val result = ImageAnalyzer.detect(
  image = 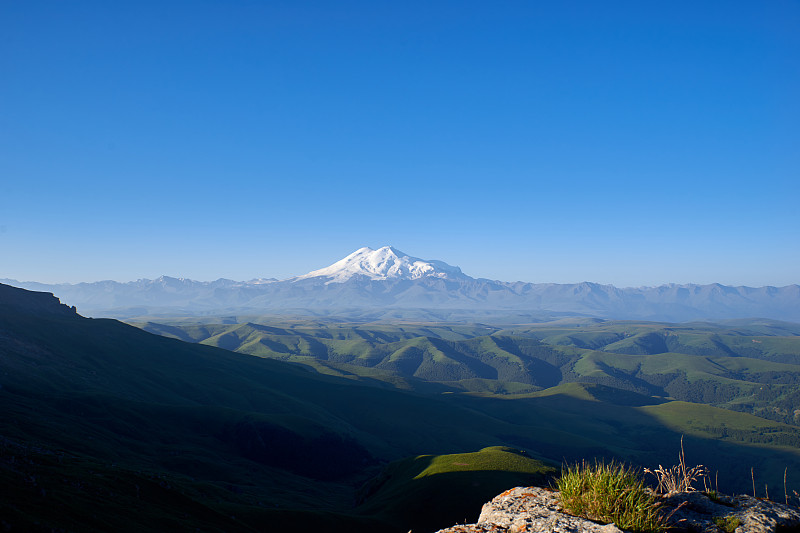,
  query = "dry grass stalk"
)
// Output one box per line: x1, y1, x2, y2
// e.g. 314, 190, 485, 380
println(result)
785, 468, 789, 506
644, 436, 708, 494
